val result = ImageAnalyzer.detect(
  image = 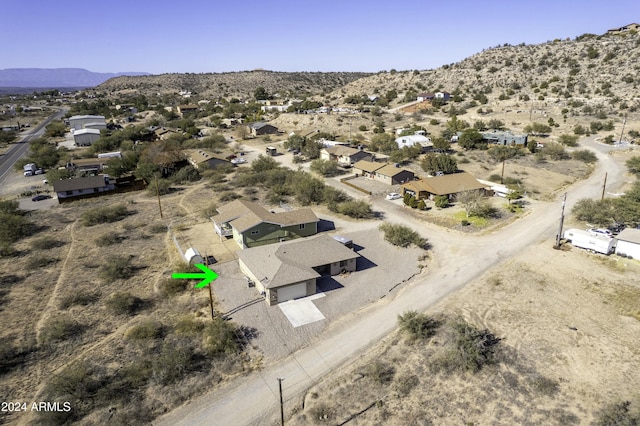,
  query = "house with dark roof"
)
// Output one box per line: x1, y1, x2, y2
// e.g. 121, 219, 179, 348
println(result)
607, 23, 640, 35
212, 200, 319, 249
320, 145, 373, 166
176, 105, 199, 116
238, 234, 360, 305
184, 149, 232, 170
401, 172, 488, 200
52, 175, 116, 203
353, 160, 414, 185
247, 122, 279, 136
